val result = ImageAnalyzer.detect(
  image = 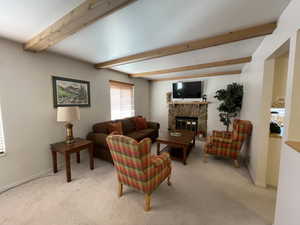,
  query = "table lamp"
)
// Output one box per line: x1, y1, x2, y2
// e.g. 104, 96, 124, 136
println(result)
57, 106, 80, 144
